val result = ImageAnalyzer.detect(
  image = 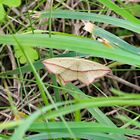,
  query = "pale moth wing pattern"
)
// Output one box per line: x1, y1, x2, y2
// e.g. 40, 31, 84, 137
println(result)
43, 57, 111, 85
